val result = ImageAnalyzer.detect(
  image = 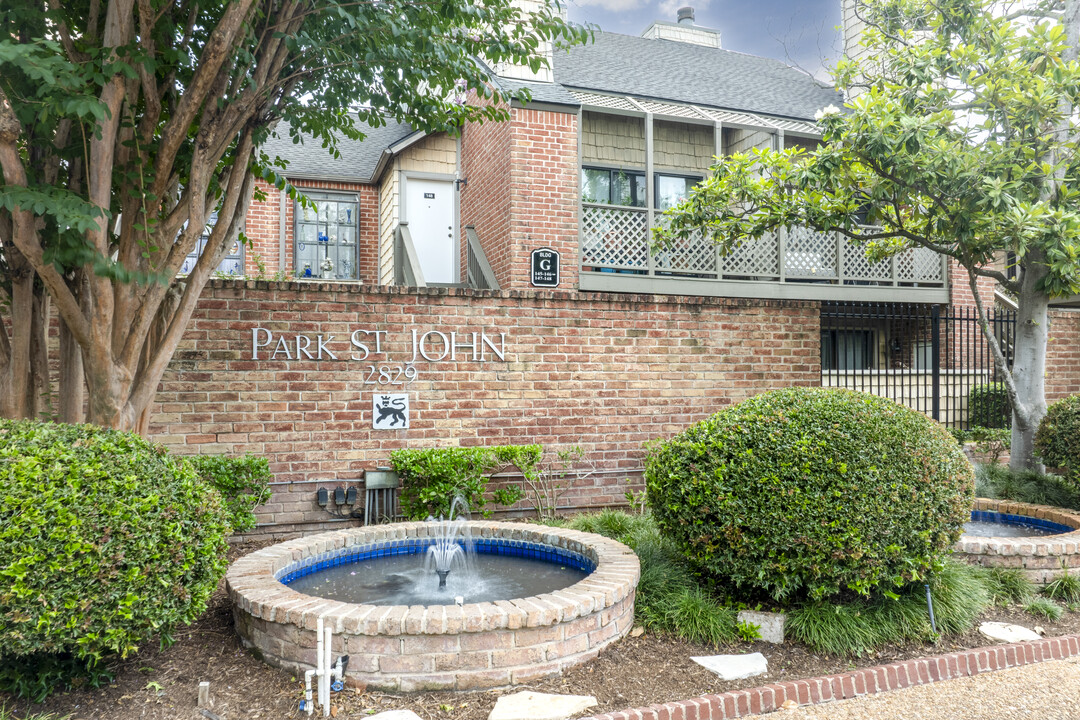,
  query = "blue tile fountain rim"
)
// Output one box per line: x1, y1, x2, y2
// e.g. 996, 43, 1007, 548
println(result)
277, 537, 597, 586
969, 510, 1075, 536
